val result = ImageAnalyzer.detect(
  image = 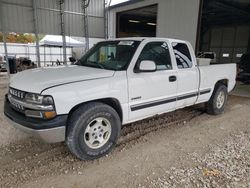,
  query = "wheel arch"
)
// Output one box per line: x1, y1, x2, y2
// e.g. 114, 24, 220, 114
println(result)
67, 97, 123, 123
206, 79, 228, 115
208, 79, 229, 101
213, 79, 229, 93
216, 79, 229, 87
